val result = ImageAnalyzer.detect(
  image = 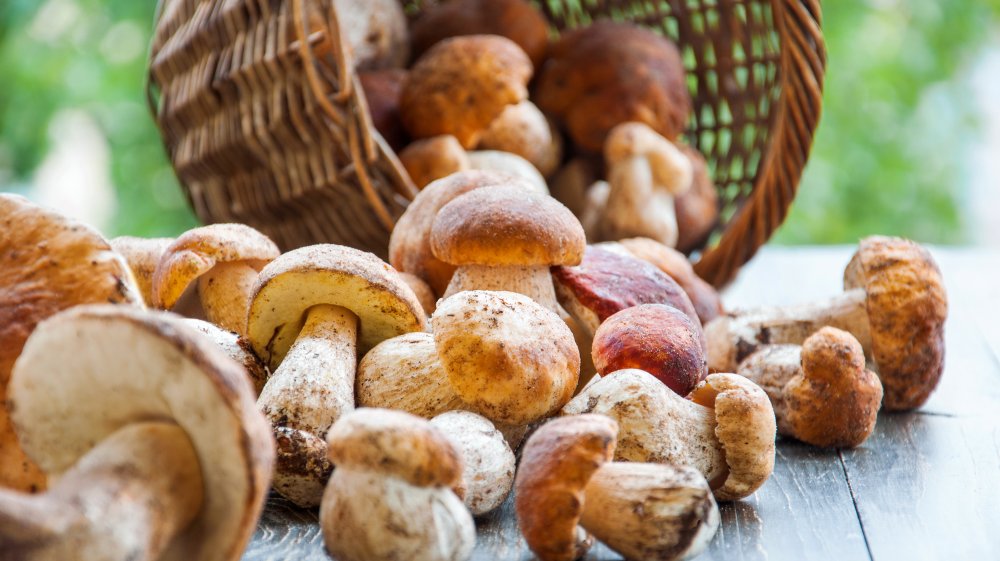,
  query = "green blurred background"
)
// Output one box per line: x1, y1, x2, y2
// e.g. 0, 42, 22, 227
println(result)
1, 0, 998, 245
